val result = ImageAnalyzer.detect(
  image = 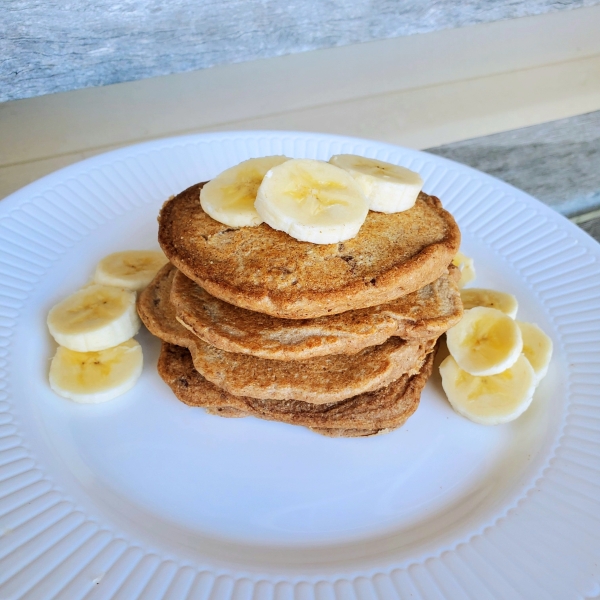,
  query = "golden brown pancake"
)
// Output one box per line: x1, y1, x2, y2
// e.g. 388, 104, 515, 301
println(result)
158, 342, 434, 436
138, 264, 434, 403
158, 183, 460, 319
171, 265, 461, 360
203, 406, 393, 437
